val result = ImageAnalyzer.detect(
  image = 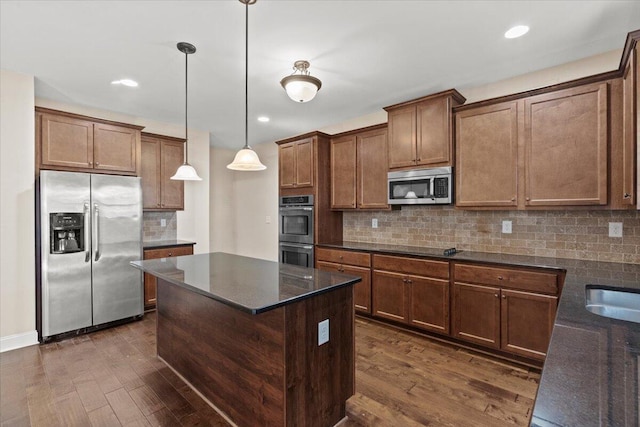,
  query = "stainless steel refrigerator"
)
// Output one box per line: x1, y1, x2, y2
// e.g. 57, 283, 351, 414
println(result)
38, 170, 143, 341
